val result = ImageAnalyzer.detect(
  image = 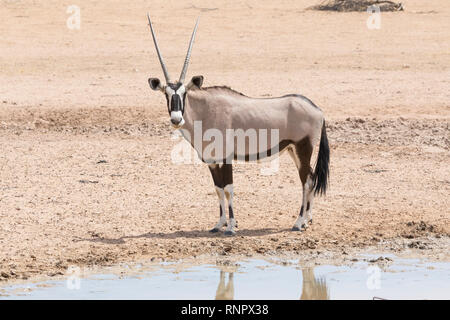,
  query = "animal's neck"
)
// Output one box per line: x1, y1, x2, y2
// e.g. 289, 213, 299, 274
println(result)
181, 90, 209, 139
